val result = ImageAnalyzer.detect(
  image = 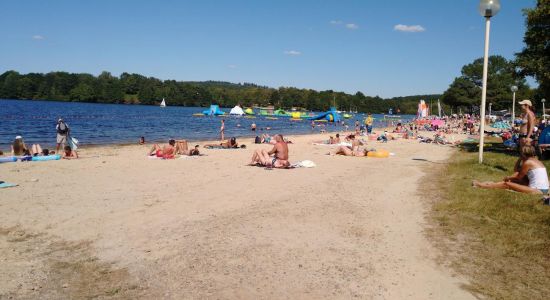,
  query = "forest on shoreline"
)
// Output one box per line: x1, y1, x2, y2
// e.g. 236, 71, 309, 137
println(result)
0, 70, 440, 115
